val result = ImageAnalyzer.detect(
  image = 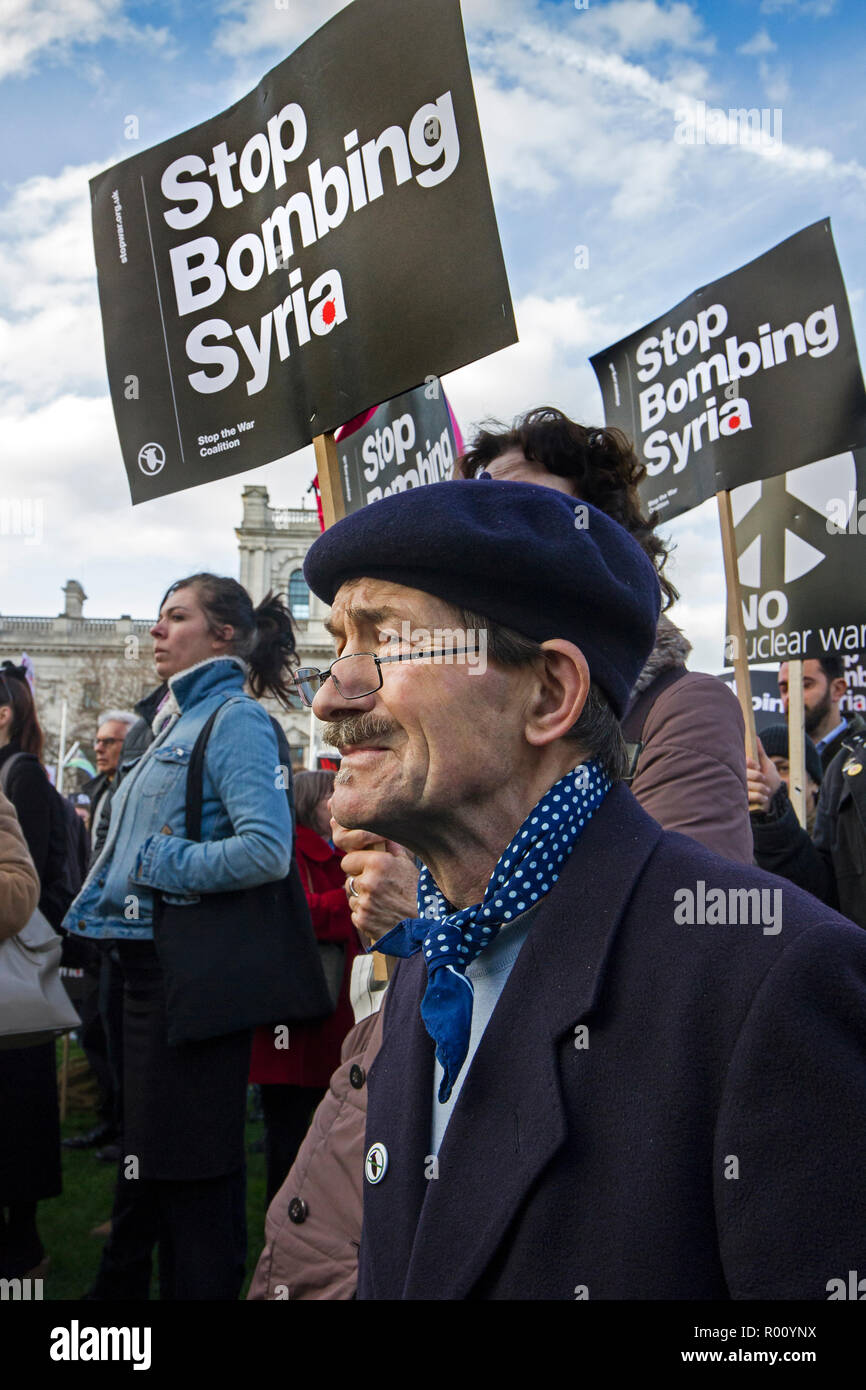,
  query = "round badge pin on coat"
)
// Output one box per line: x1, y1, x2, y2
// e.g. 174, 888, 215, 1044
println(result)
365, 1143, 388, 1184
